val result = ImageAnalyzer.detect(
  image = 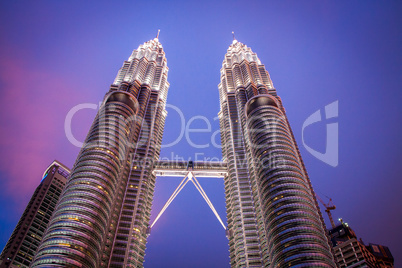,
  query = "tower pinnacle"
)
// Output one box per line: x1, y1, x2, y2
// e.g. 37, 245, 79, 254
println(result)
232, 31, 237, 44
